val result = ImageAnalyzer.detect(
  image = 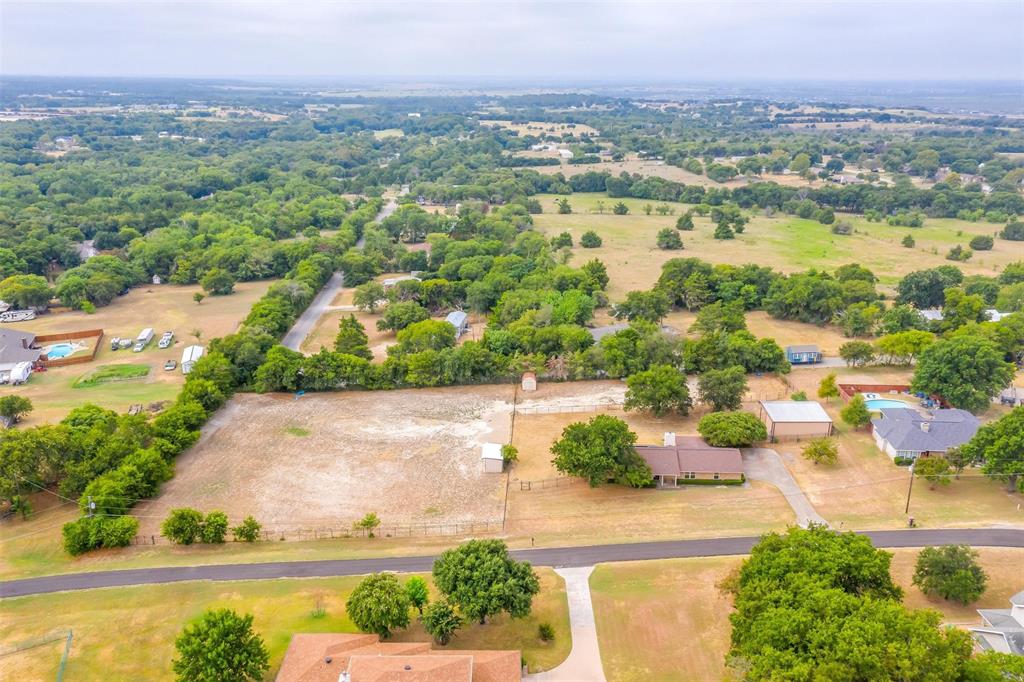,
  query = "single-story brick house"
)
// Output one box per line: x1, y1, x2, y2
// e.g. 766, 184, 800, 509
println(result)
759, 400, 834, 441
870, 407, 979, 460
635, 433, 744, 486
276, 633, 521, 682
